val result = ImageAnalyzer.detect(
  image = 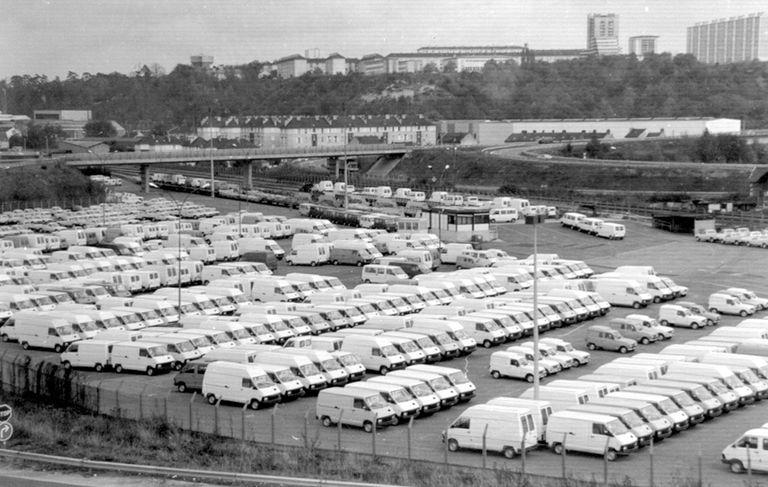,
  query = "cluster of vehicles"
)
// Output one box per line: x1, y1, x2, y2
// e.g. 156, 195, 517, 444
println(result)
560, 212, 627, 240
695, 226, 768, 247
